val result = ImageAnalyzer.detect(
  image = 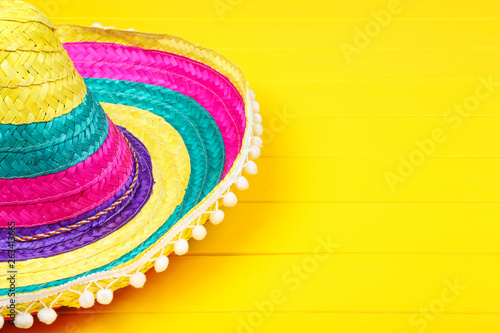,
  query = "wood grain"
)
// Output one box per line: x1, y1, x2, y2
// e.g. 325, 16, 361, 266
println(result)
10, 0, 500, 332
